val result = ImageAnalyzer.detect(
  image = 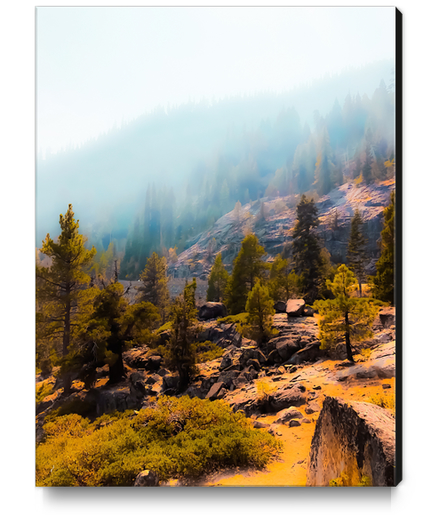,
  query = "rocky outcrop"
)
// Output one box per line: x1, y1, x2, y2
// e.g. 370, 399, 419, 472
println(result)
198, 302, 227, 320
307, 396, 396, 486
134, 470, 159, 487
168, 182, 394, 279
